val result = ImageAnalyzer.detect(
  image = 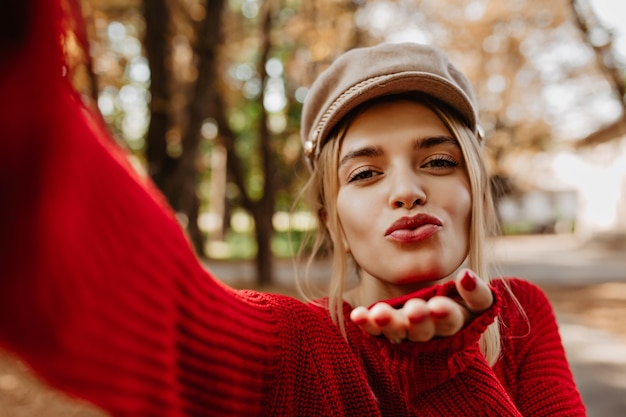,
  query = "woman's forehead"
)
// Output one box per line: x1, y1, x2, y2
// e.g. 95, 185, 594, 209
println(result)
339, 101, 455, 150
